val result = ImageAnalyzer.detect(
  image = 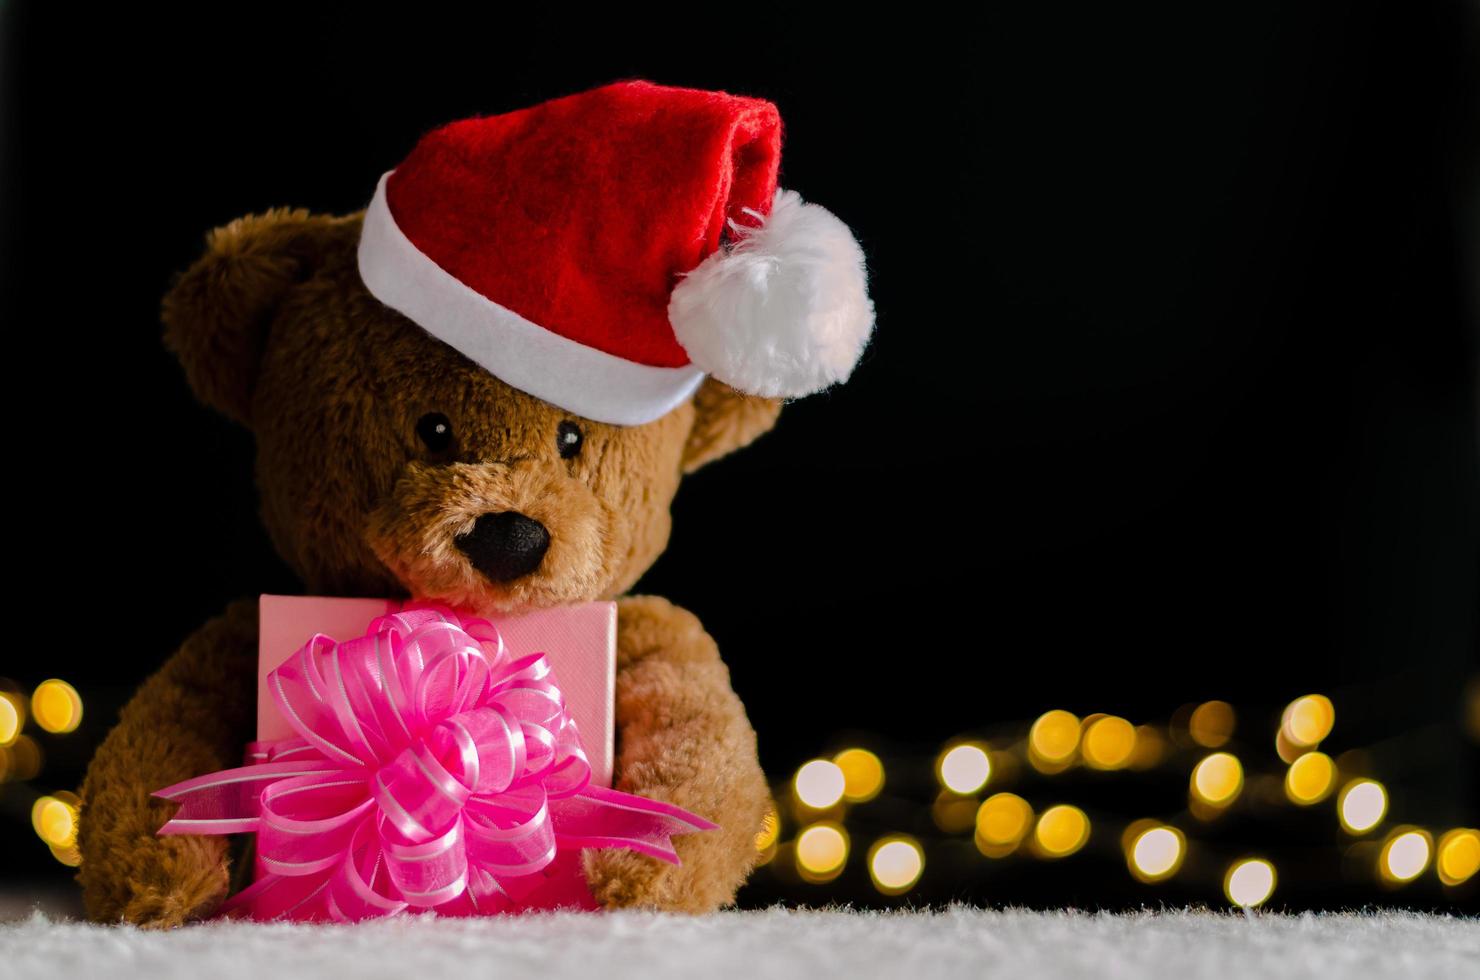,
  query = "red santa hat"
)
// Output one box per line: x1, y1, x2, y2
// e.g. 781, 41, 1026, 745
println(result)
357, 80, 874, 426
